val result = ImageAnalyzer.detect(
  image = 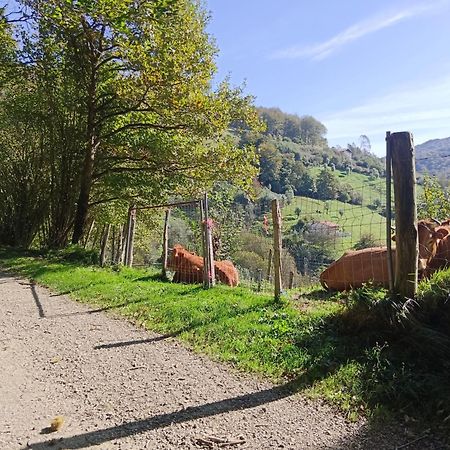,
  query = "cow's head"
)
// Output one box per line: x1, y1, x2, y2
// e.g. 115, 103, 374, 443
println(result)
417, 221, 449, 272
167, 244, 184, 269
391, 220, 449, 273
